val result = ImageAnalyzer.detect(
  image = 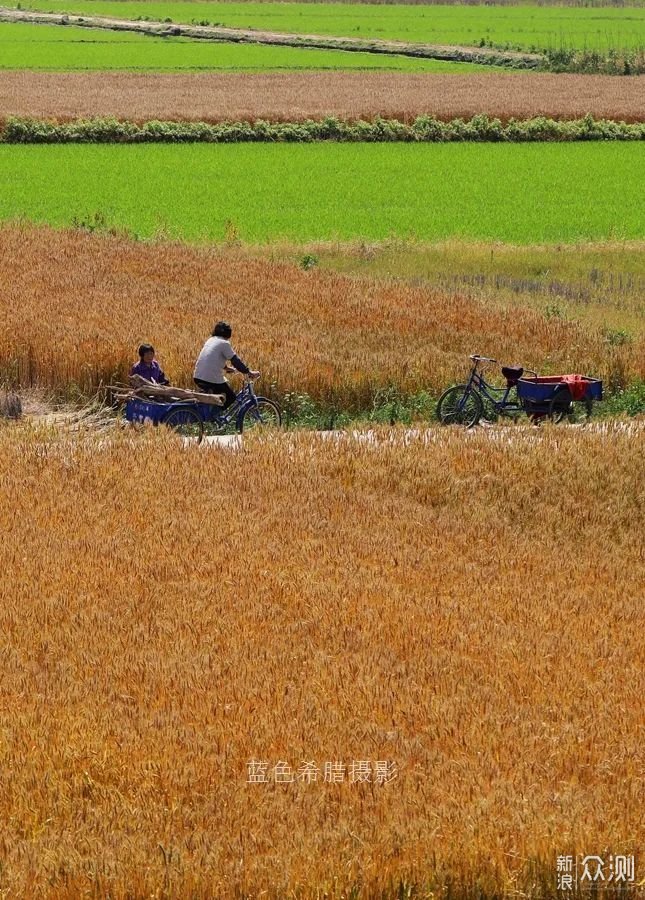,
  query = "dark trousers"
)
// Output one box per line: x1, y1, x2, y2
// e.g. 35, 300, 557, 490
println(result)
194, 378, 237, 409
